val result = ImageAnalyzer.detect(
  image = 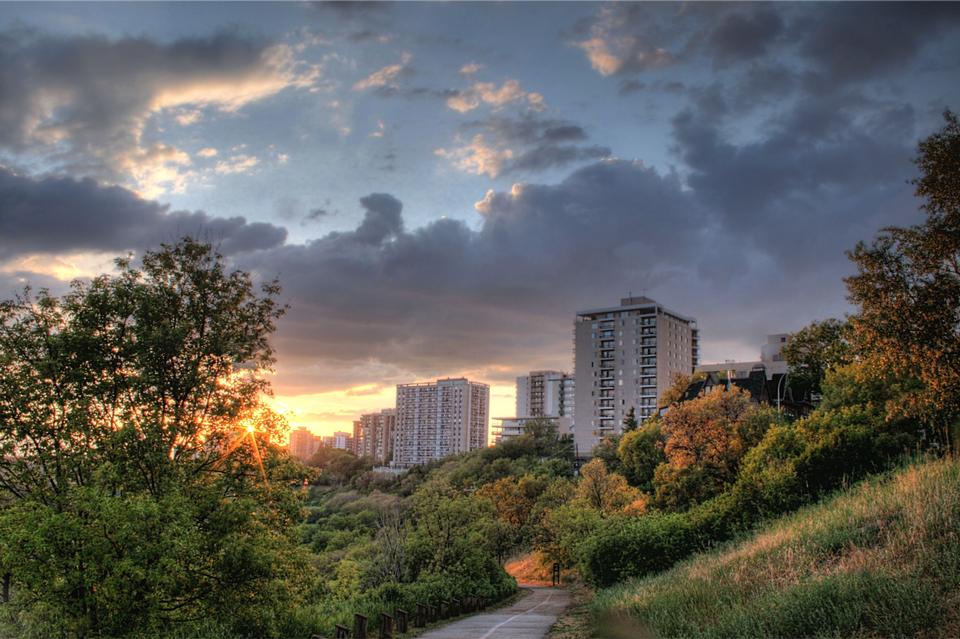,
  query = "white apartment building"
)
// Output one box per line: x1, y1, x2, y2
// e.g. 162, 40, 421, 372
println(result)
493, 415, 573, 444
516, 370, 575, 419
697, 333, 789, 380
573, 296, 698, 455
392, 378, 490, 467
